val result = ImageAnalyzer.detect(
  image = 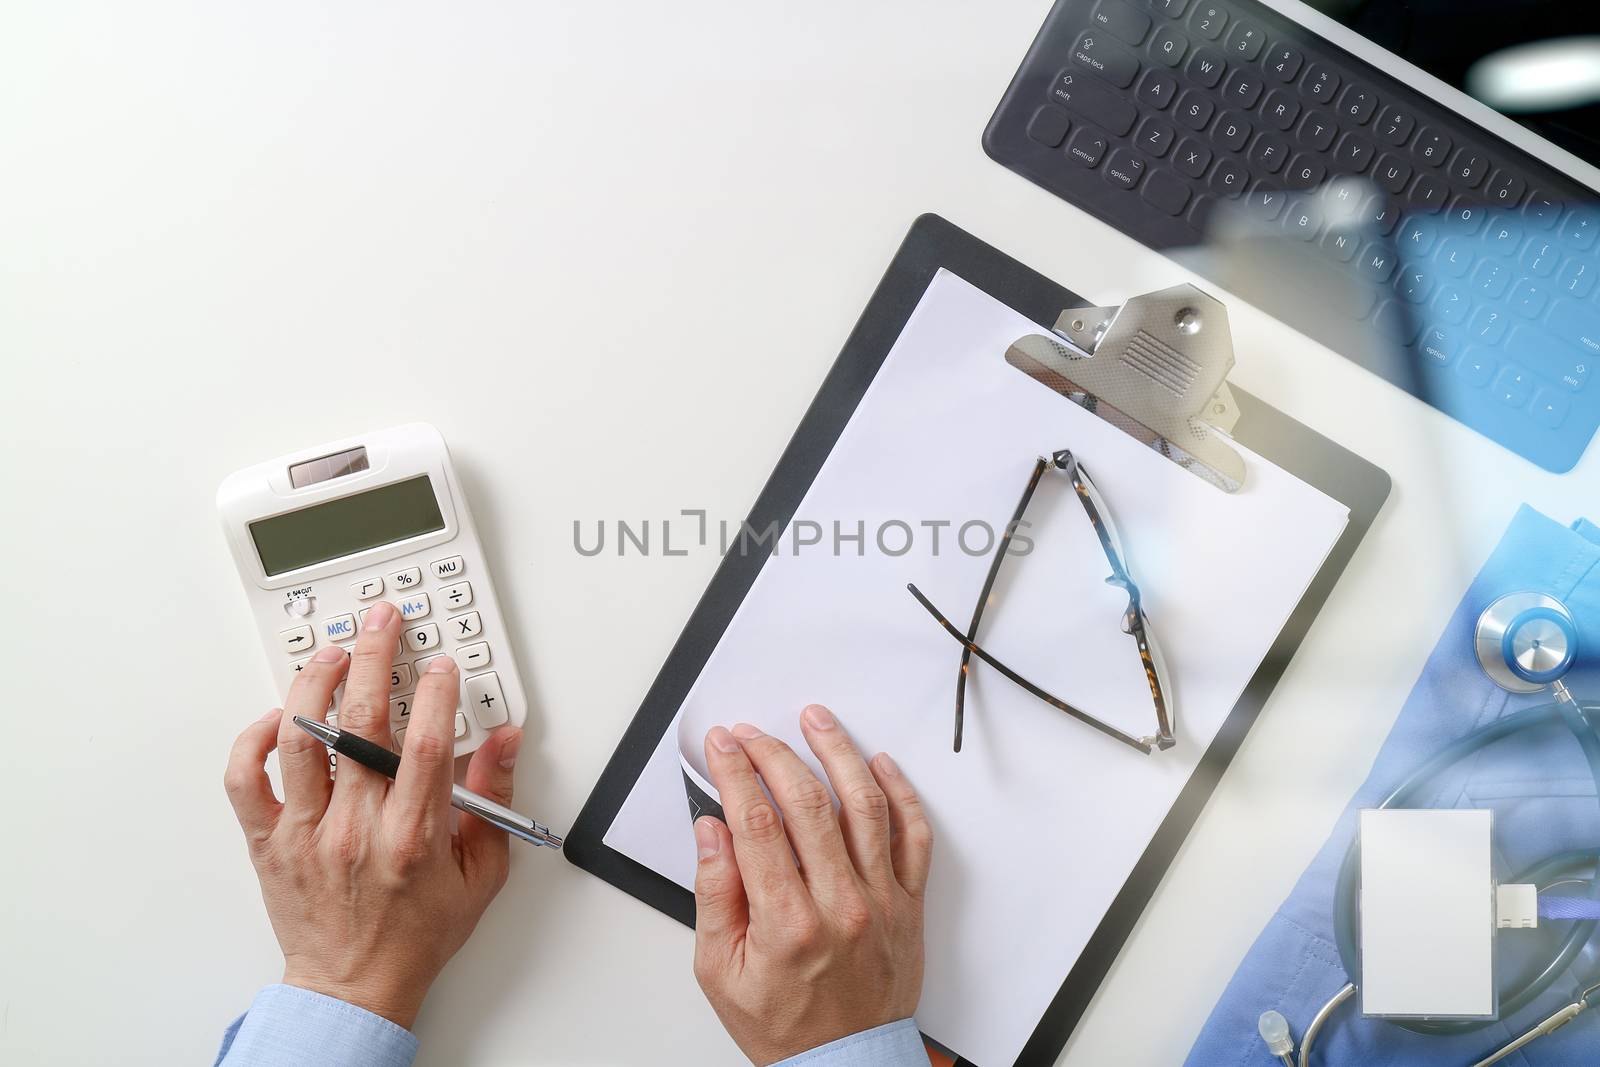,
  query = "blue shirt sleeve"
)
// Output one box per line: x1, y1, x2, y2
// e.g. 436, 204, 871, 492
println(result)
773, 1019, 929, 1066
214, 984, 419, 1067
